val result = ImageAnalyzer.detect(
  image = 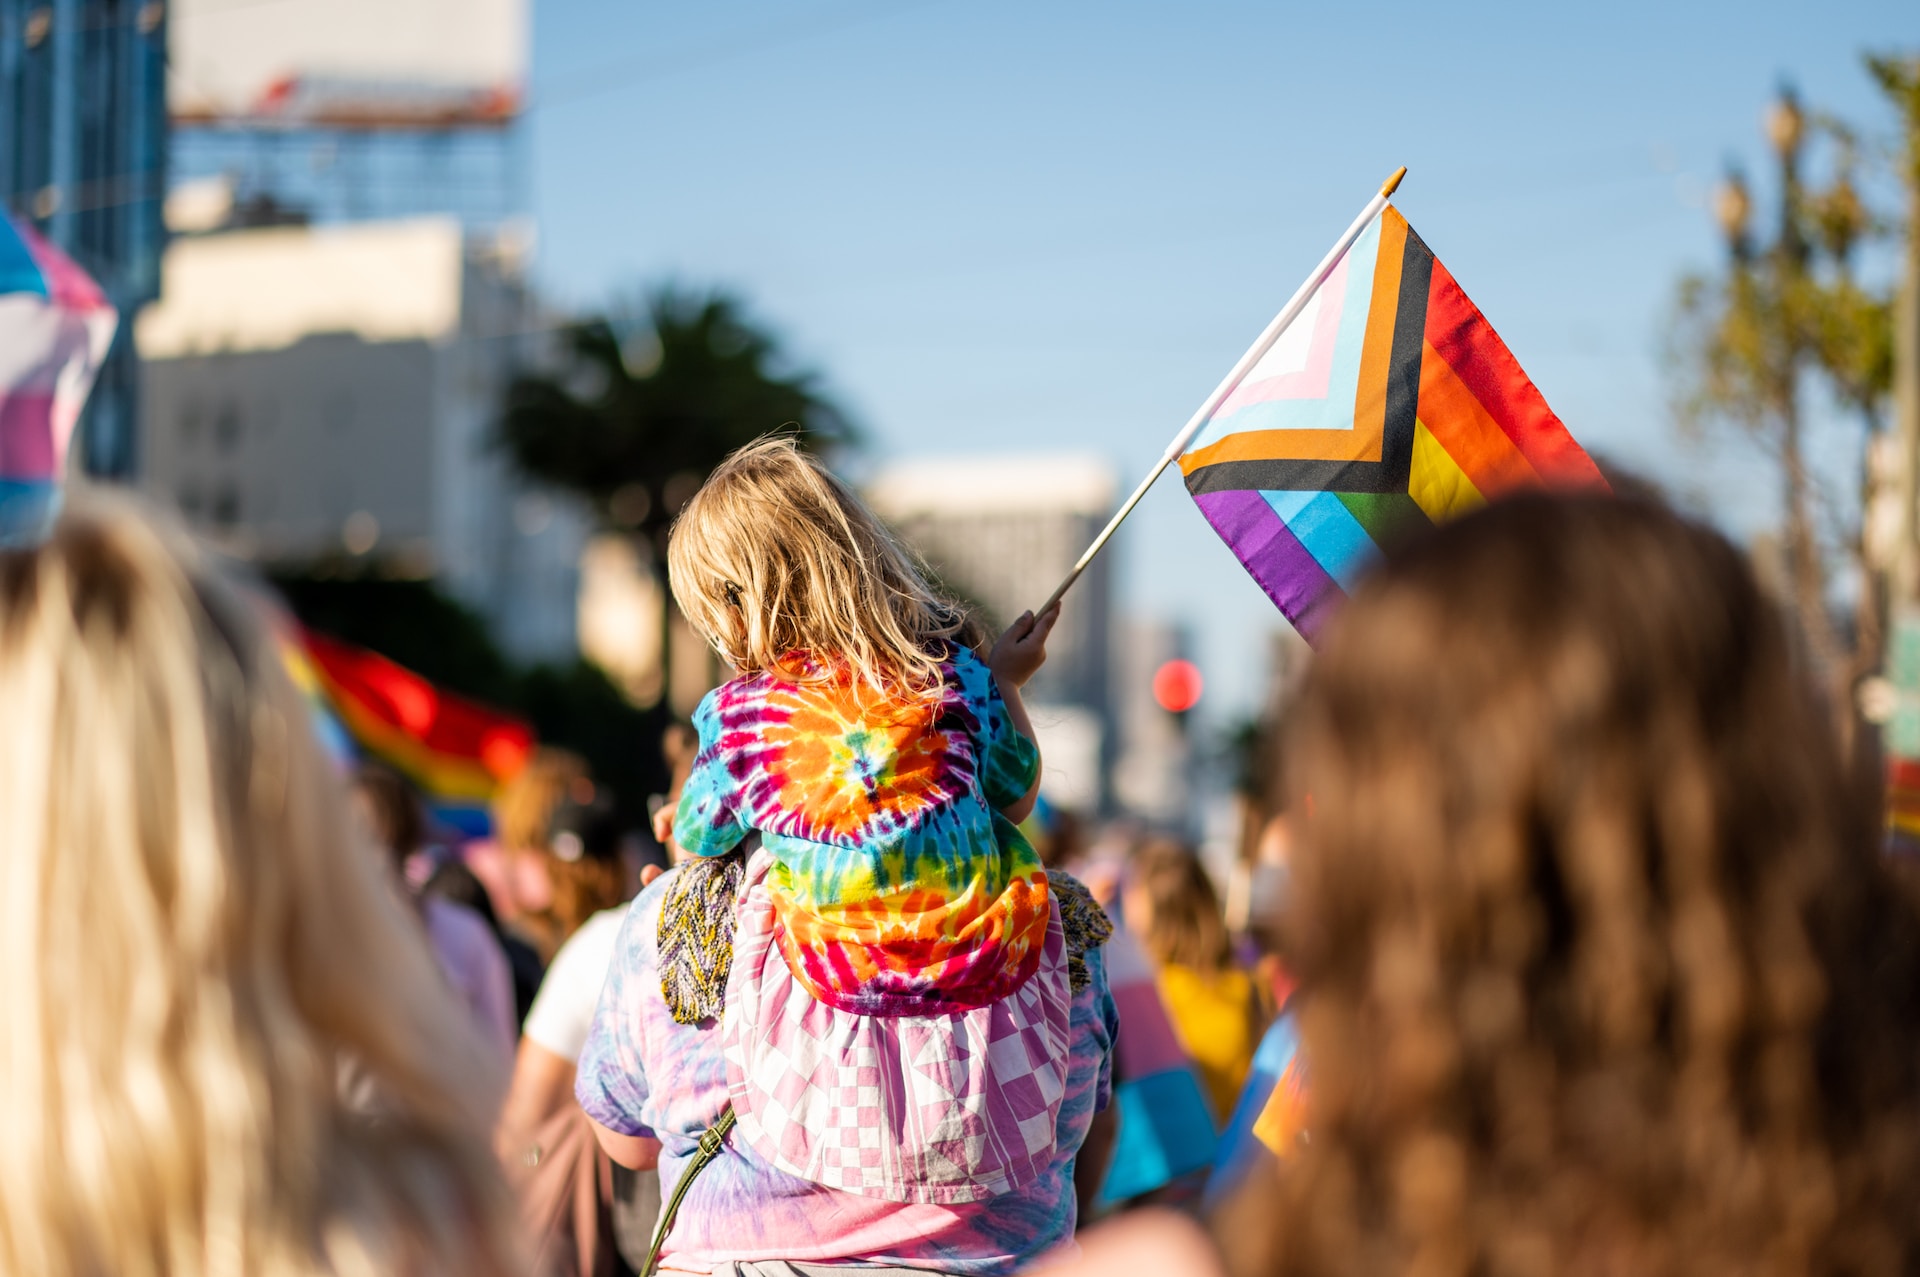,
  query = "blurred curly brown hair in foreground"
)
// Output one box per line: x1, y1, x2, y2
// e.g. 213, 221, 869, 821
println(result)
1249, 495, 1920, 1277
